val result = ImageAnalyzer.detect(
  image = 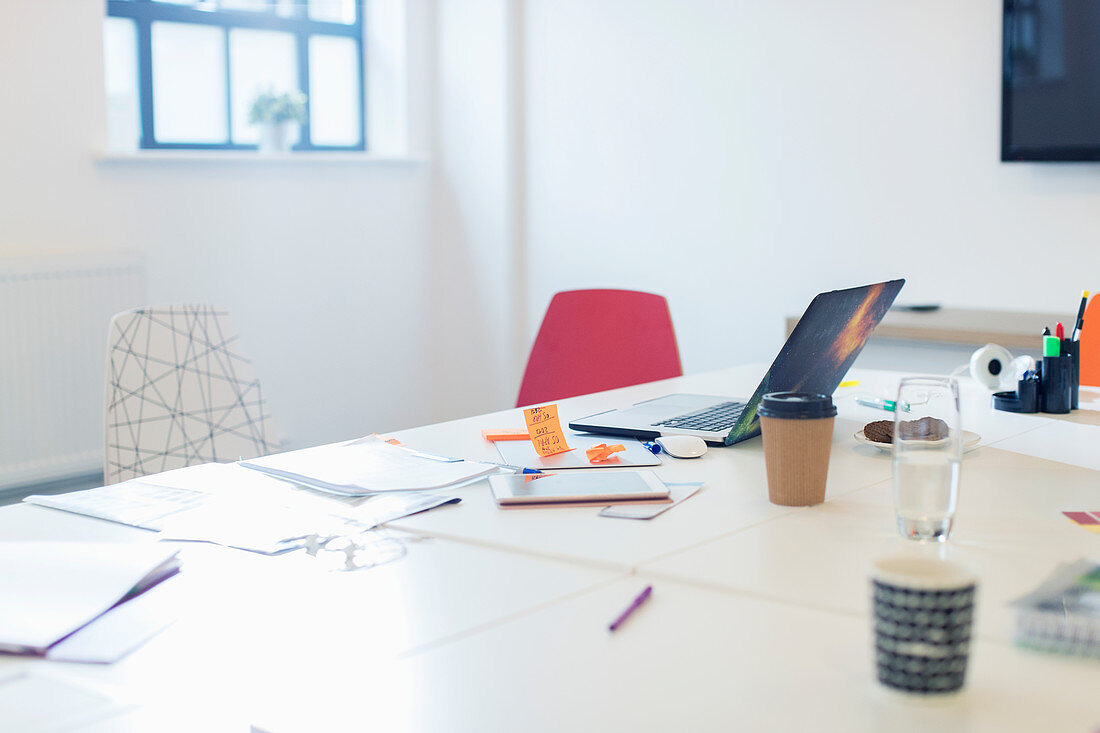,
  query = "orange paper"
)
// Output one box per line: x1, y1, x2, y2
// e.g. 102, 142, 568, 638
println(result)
586, 443, 625, 462
481, 428, 532, 442
523, 404, 573, 457
1081, 295, 1099, 387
